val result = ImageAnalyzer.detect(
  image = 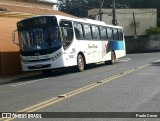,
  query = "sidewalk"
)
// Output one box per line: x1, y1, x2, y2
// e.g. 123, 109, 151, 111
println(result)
0, 71, 41, 85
